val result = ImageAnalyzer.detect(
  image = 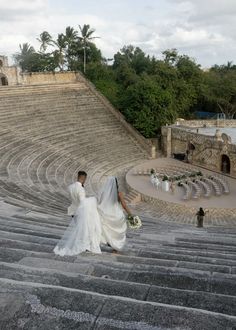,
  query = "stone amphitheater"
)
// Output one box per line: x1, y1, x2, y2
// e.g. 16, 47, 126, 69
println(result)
0, 72, 236, 329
